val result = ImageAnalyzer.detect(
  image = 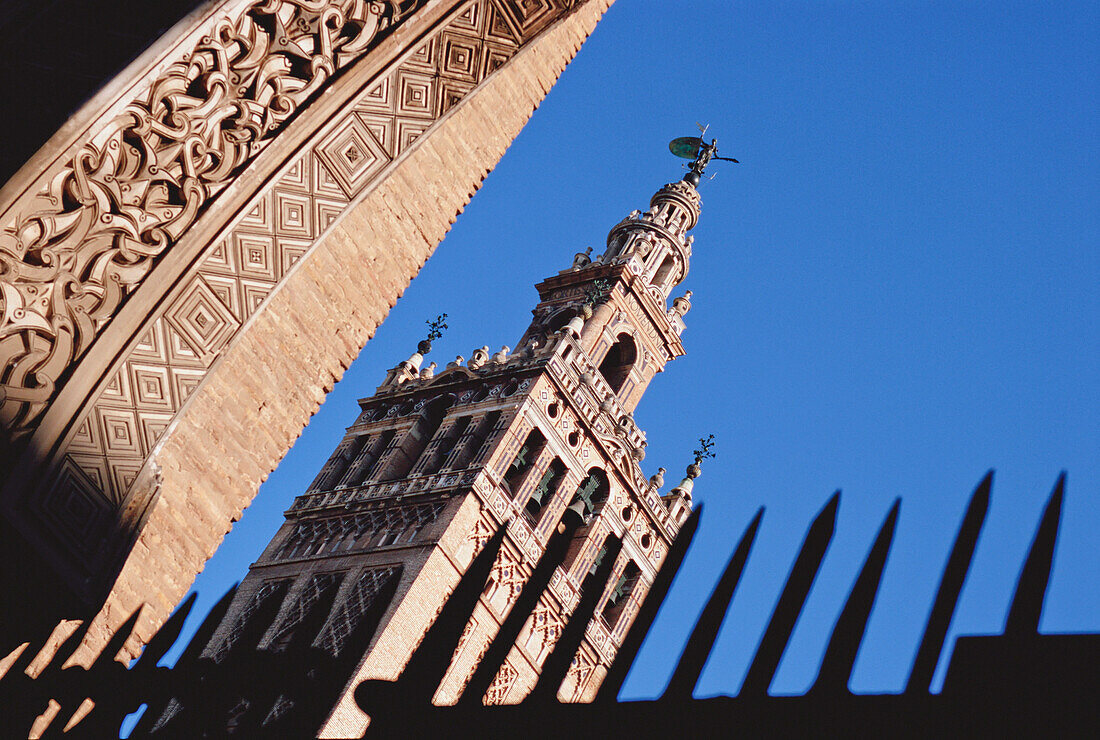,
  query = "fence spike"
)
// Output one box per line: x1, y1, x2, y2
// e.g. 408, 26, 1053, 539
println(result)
813, 499, 899, 692
741, 492, 839, 696
906, 472, 991, 693
1005, 473, 1065, 636
596, 506, 702, 703
664, 507, 763, 700
526, 535, 623, 704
